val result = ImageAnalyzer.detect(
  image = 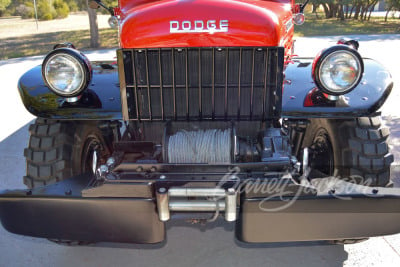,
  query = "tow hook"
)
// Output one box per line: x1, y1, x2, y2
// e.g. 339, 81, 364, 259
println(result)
156, 187, 237, 222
